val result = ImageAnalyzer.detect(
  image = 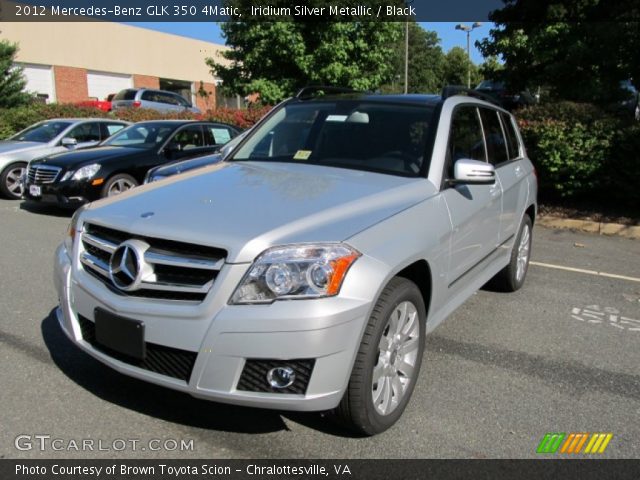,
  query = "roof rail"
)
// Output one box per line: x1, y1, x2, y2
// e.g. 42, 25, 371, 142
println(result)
295, 85, 362, 100
441, 85, 501, 106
